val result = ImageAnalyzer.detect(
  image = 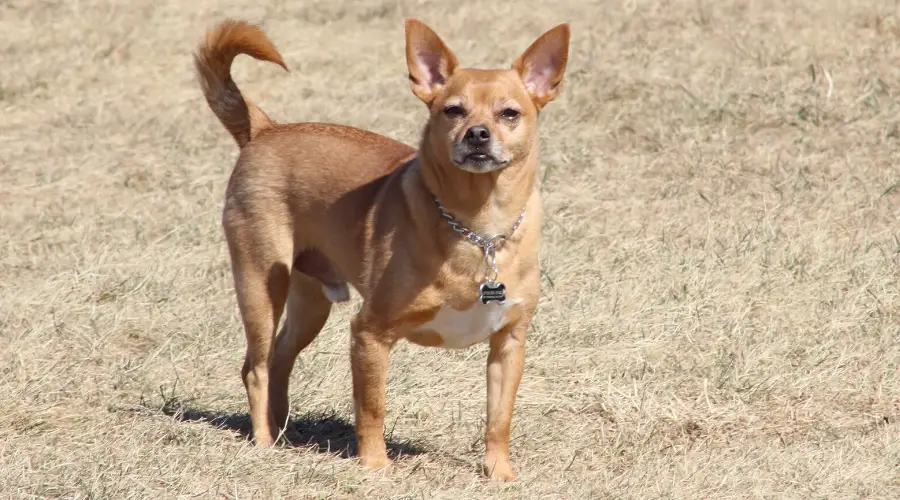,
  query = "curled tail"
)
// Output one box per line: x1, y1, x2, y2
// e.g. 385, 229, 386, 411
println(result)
194, 19, 288, 148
